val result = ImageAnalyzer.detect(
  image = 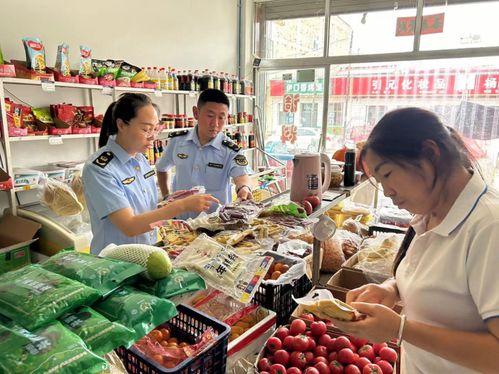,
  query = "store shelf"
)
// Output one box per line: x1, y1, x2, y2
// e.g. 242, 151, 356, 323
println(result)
225, 122, 252, 130
0, 77, 104, 90
8, 133, 100, 142
13, 184, 41, 193
251, 165, 287, 178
